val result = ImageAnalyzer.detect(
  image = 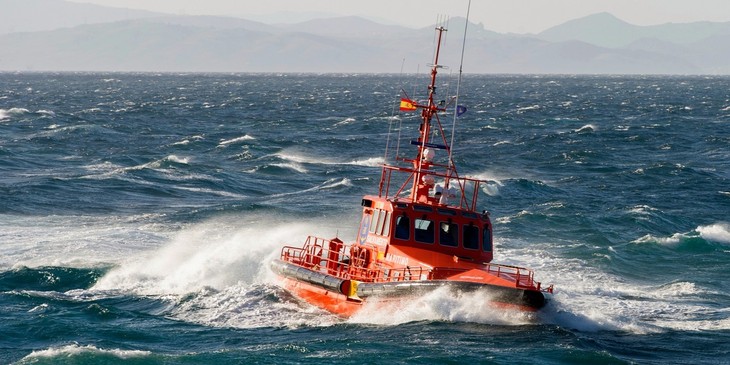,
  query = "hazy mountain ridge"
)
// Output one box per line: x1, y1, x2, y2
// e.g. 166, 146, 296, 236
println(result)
0, 0, 728, 74
538, 12, 730, 48
0, 0, 163, 34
